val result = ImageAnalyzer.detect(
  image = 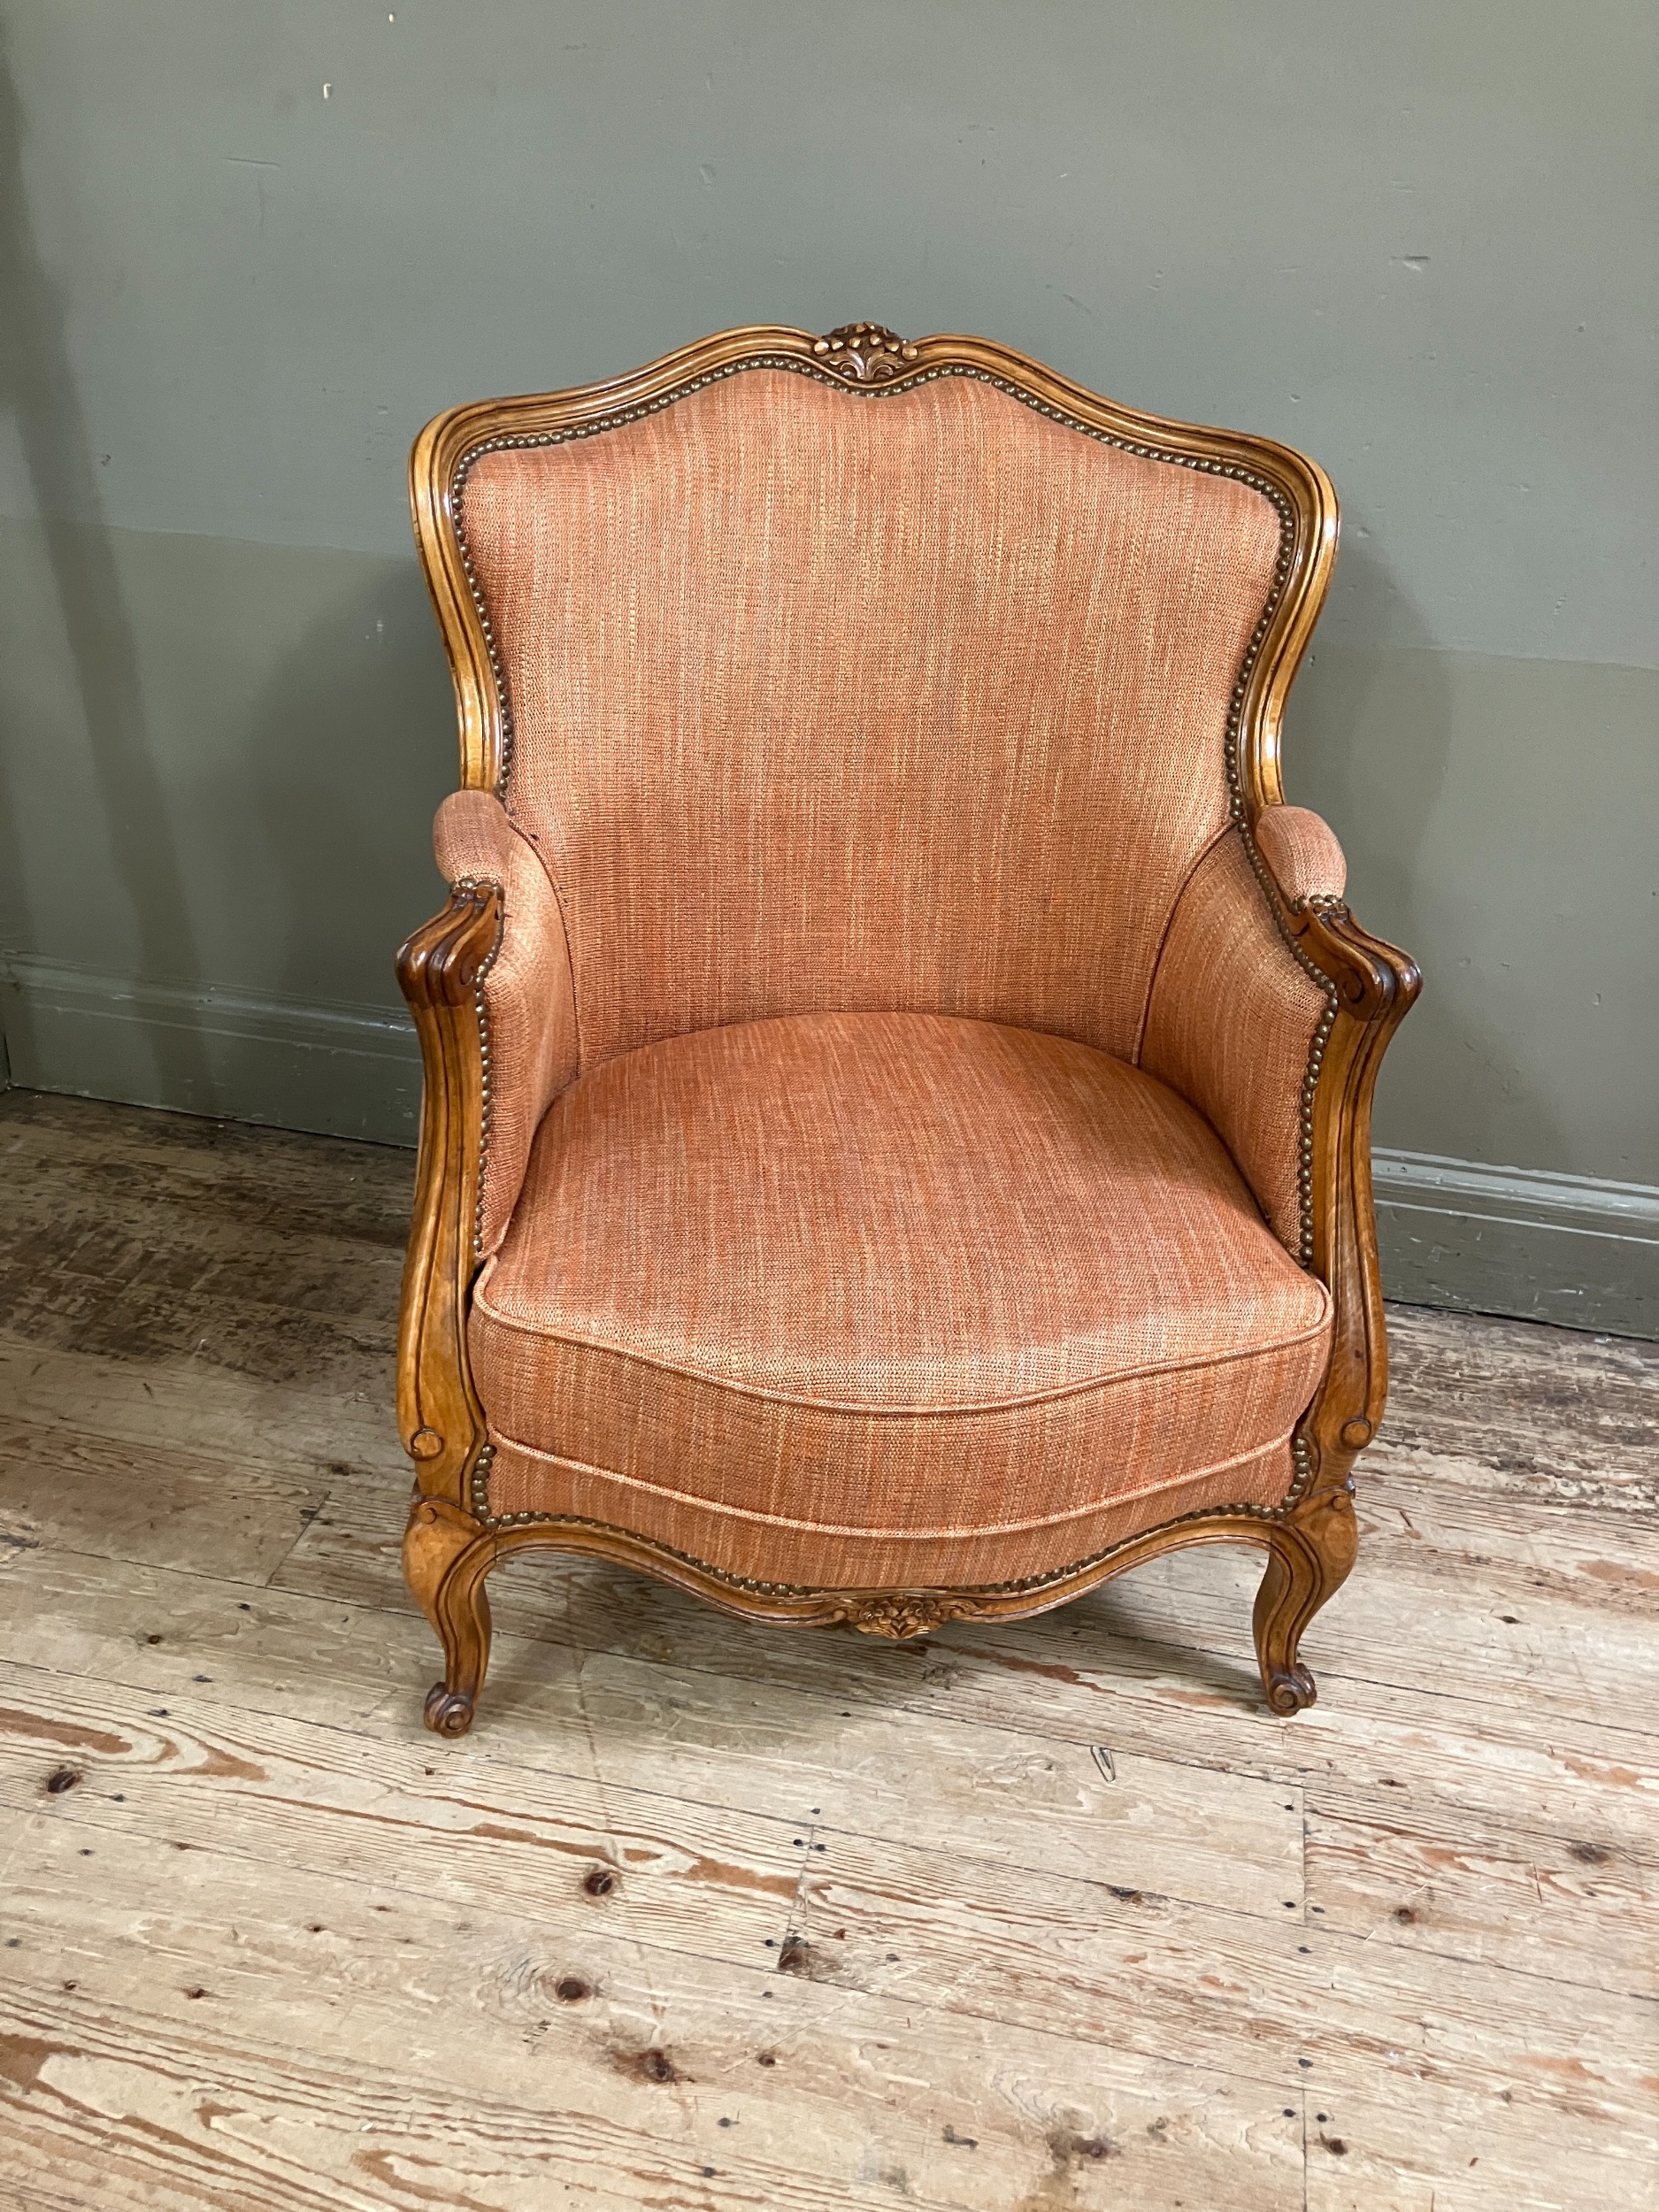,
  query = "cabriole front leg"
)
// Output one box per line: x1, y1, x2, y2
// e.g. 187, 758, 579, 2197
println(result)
403, 1493, 496, 1738
1251, 1476, 1358, 1713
